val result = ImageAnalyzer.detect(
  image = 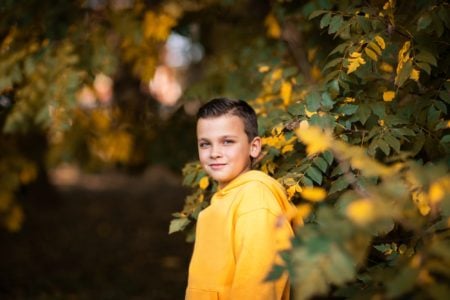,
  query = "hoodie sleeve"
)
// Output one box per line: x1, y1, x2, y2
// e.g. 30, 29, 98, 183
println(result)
230, 183, 291, 300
